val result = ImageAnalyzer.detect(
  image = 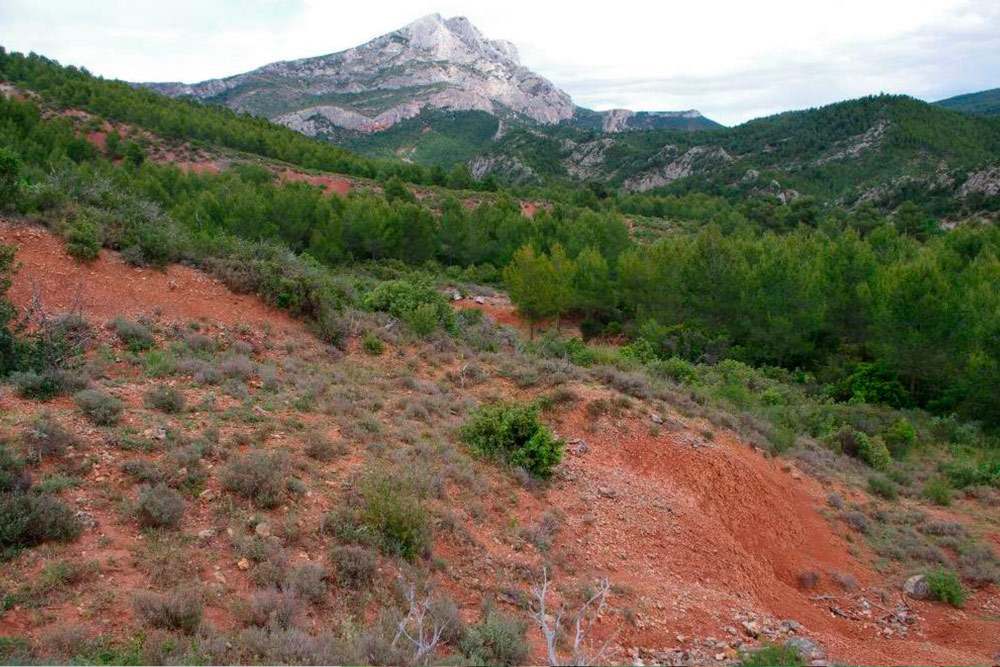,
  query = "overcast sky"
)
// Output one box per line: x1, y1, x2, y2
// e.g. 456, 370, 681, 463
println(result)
2, 0, 998, 125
